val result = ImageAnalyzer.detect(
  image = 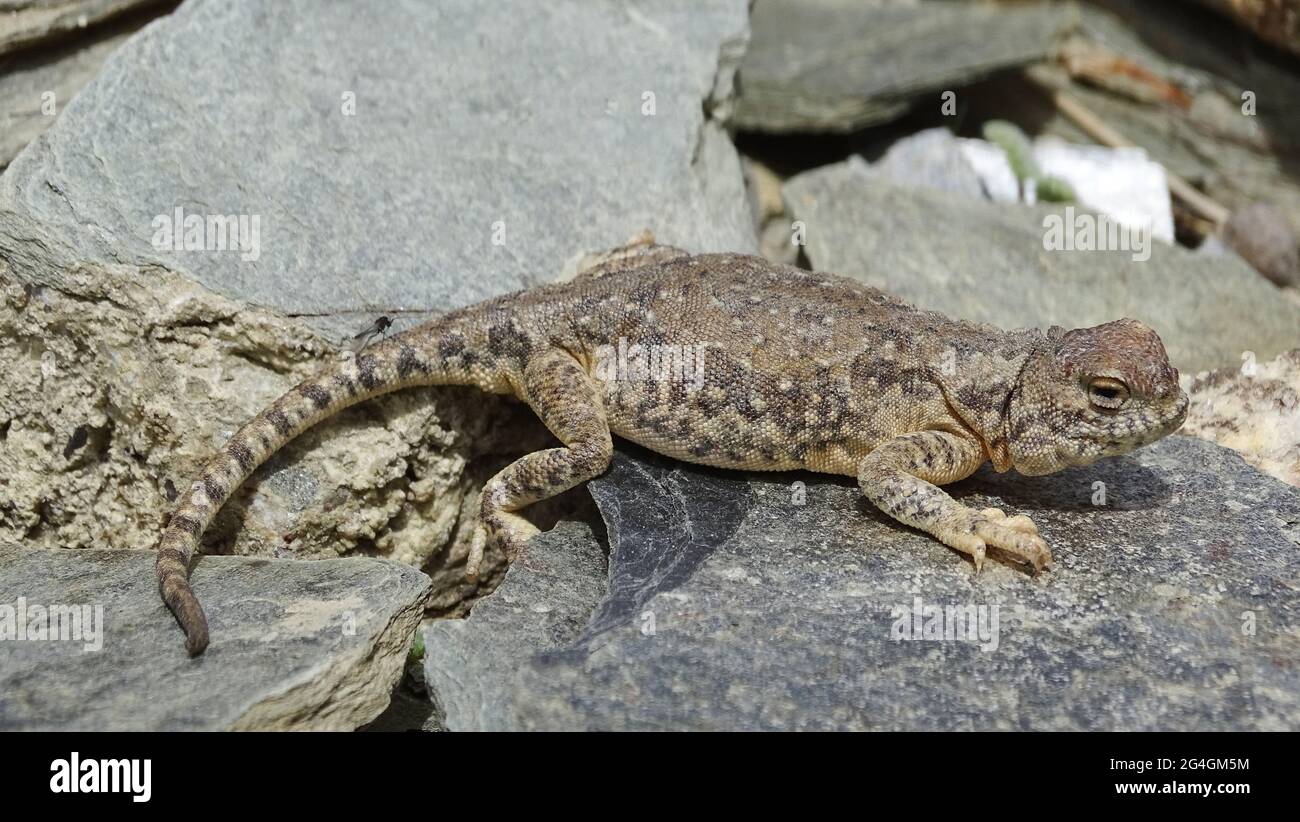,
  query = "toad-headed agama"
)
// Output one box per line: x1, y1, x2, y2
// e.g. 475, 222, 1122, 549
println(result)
156, 234, 1189, 654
